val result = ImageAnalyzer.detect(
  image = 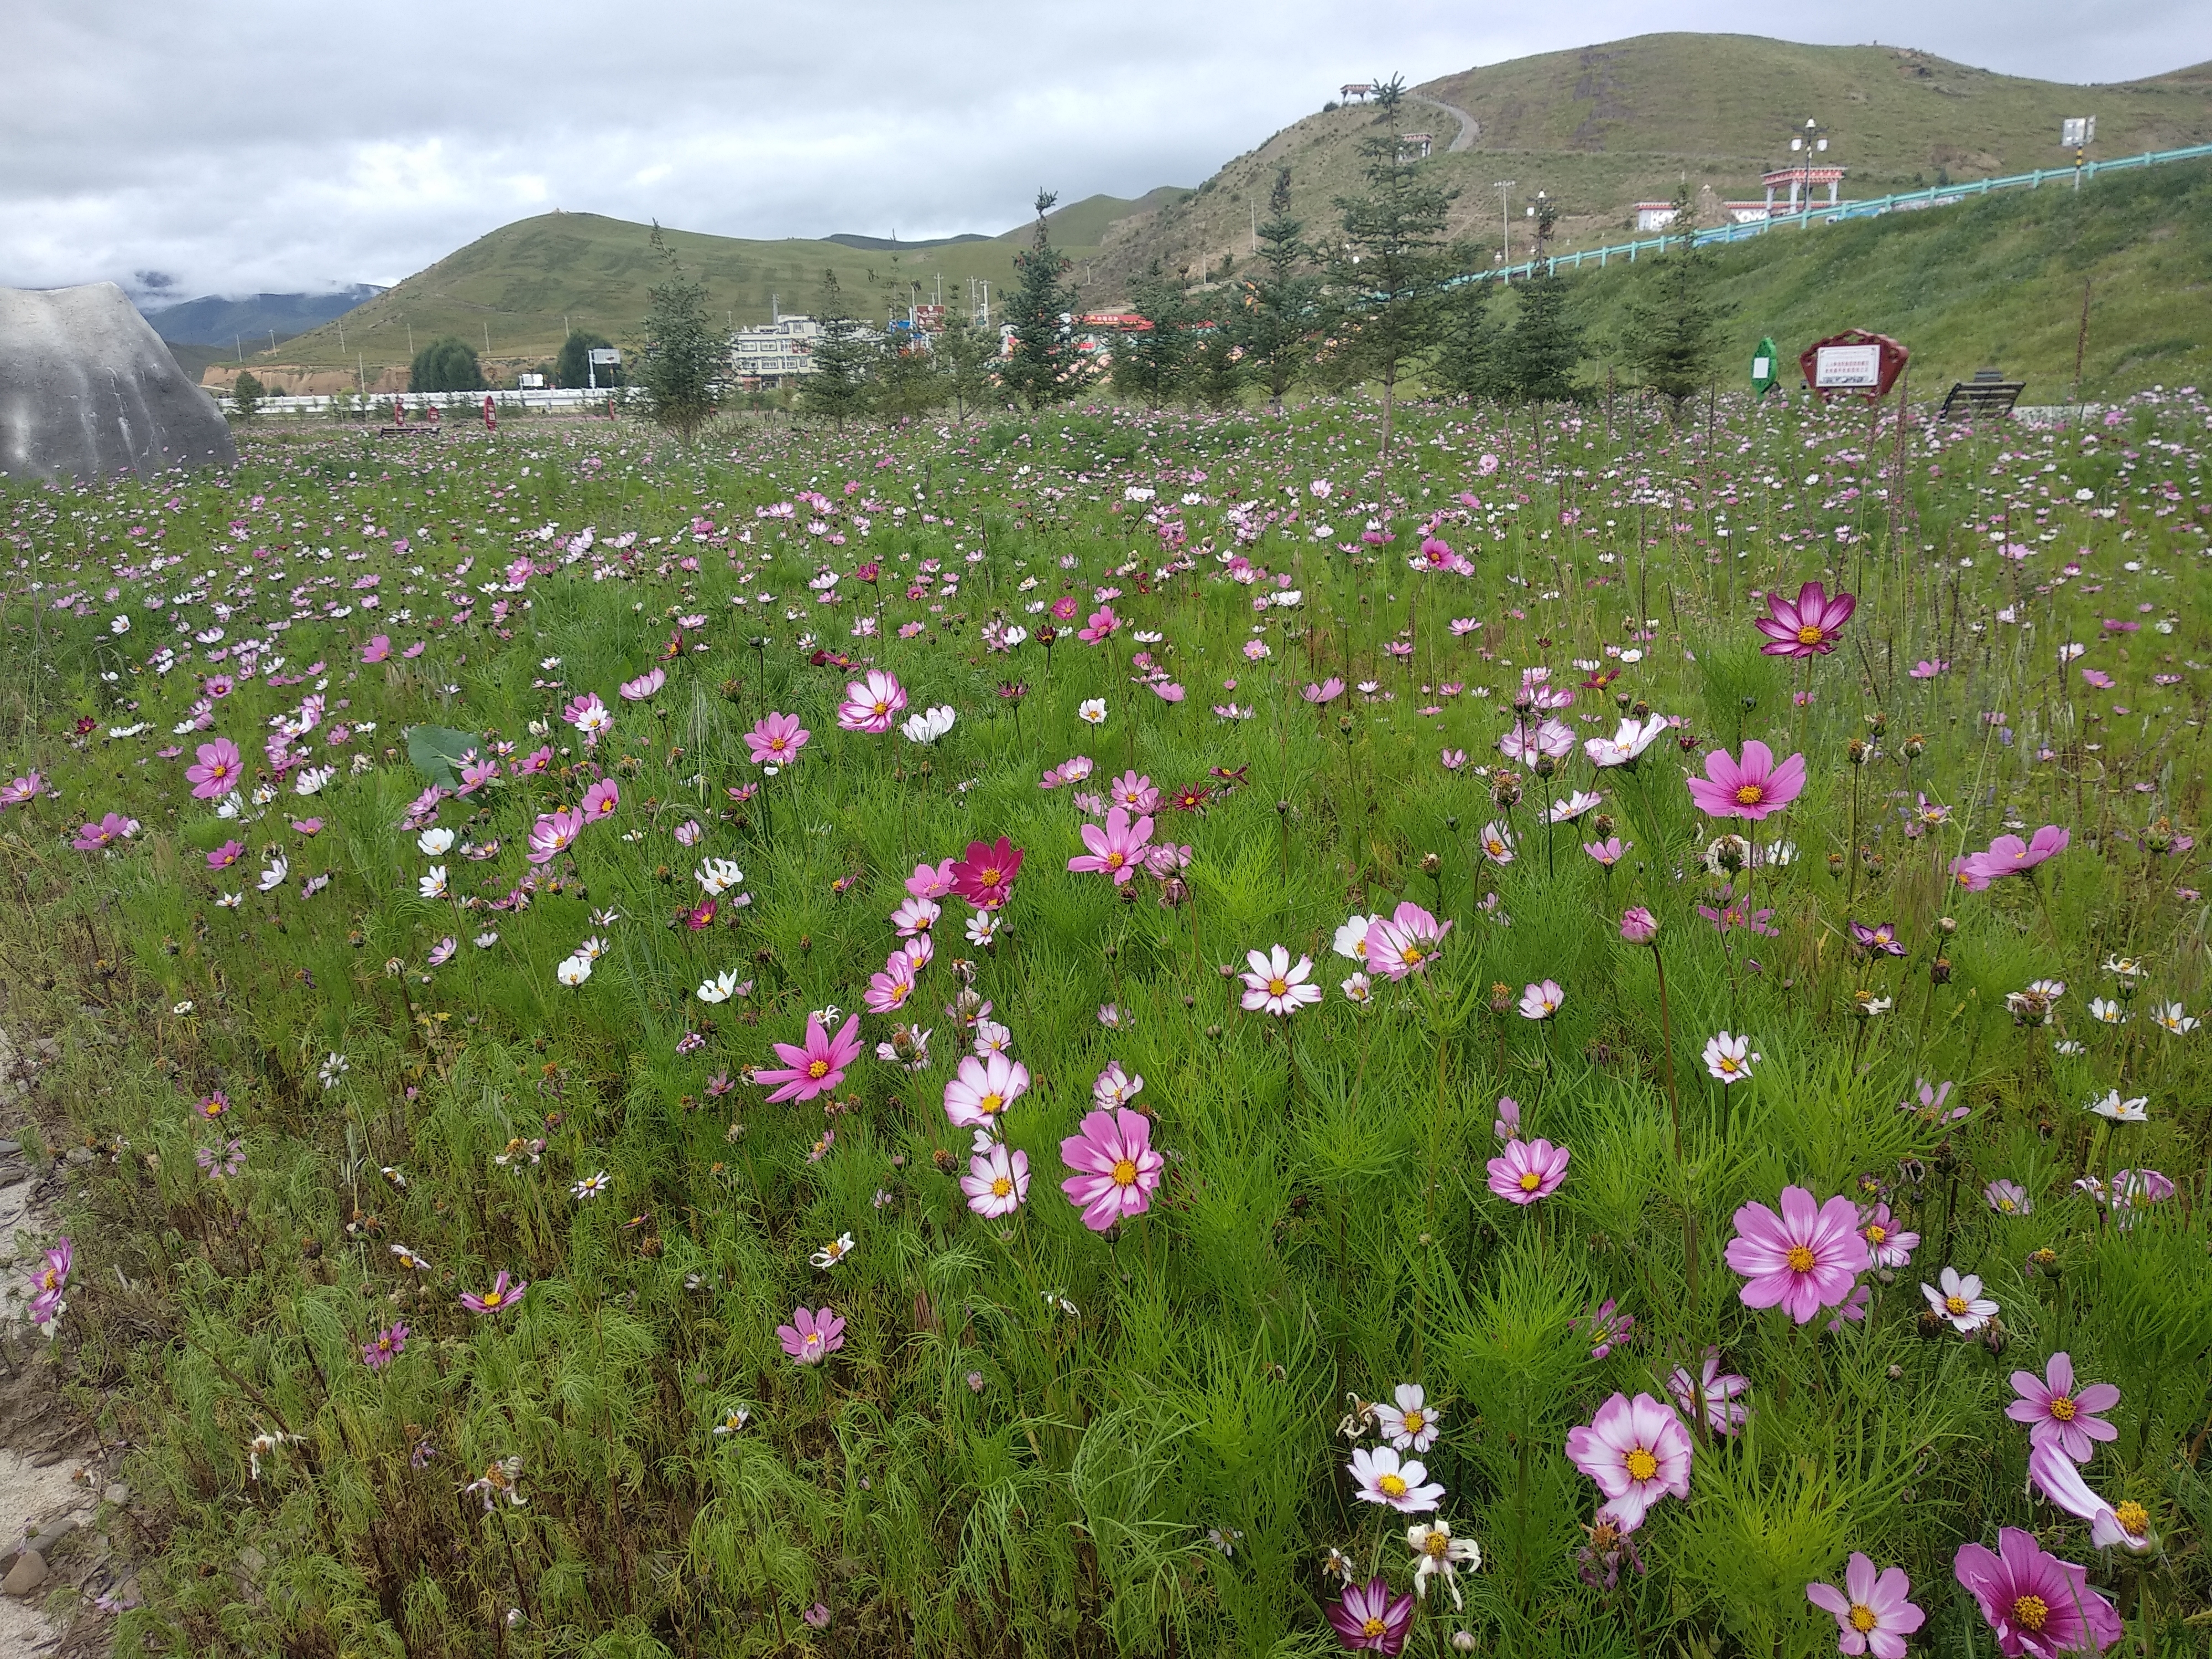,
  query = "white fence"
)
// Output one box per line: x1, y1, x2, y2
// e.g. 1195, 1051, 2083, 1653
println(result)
215, 388, 630, 416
